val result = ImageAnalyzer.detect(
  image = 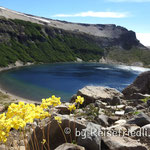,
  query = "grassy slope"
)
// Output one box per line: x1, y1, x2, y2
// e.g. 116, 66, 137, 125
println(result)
0, 19, 104, 67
